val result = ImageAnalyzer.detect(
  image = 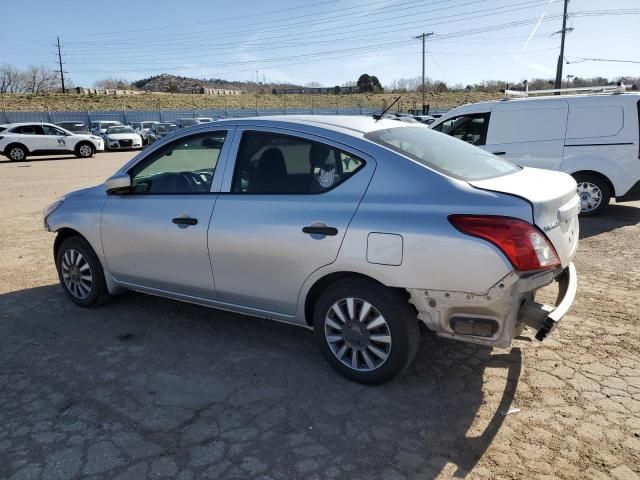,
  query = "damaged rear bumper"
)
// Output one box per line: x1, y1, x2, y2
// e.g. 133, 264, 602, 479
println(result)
519, 263, 577, 341
407, 262, 577, 348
